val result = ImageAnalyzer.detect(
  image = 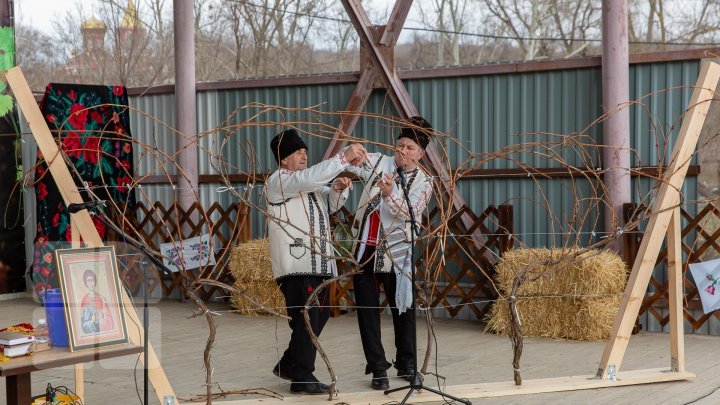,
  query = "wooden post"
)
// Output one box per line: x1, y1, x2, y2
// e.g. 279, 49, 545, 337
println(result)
6, 67, 177, 403
497, 204, 514, 254
597, 60, 720, 379
667, 207, 685, 372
